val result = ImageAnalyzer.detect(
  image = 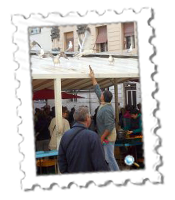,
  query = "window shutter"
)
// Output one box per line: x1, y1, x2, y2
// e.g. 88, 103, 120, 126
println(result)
96, 26, 107, 44
123, 23, 134, 37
